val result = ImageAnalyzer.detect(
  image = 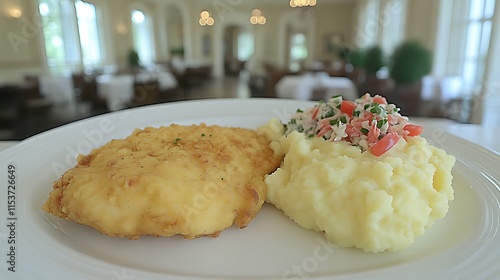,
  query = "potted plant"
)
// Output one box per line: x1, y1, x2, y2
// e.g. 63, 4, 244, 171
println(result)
340, 47, 365, 70
388, 41, 432, 116
364, 46, 384, 76
359, 46, 391, 97
349, 49, 366, 69
336, 47, 366, 90
170, 46, 185, 58
390, 41, 432, 85
128, 49, 140, 68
